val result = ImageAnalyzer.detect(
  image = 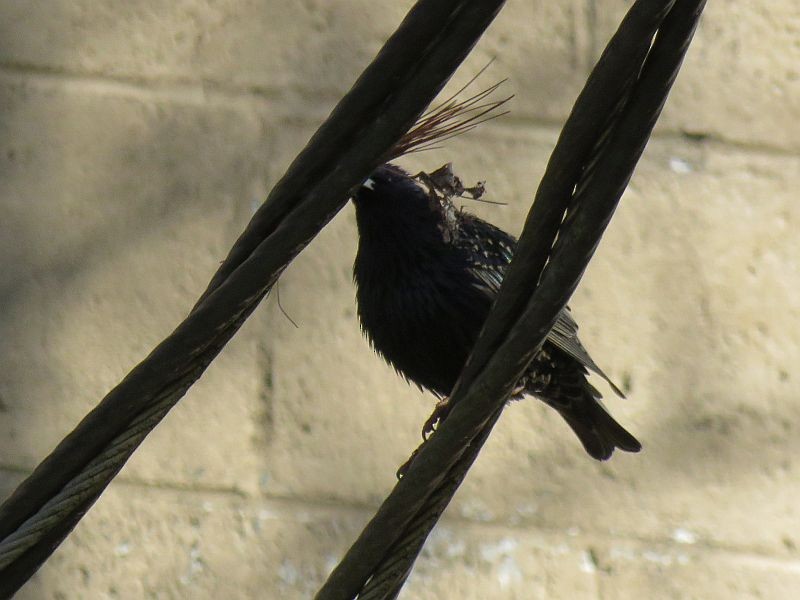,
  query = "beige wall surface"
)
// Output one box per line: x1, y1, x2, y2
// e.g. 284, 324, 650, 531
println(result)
1, 1, 799, 598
